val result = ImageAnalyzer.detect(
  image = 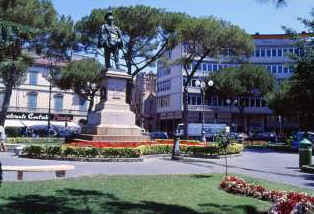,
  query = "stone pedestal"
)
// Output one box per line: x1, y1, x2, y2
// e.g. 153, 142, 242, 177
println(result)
80, 69, 150, 142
